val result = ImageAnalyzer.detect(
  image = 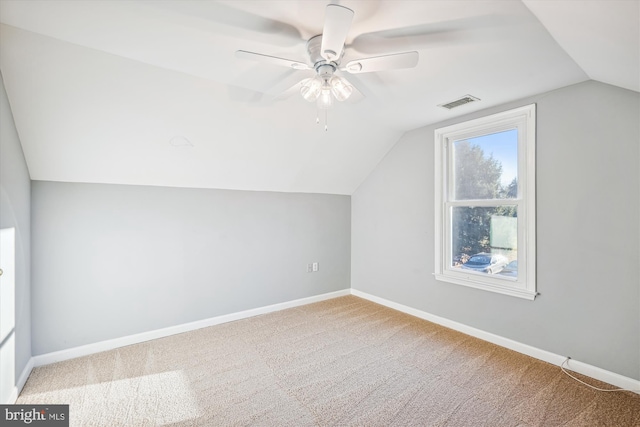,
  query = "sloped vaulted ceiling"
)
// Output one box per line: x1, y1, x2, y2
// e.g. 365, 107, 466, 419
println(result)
0, 1, 637, 195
